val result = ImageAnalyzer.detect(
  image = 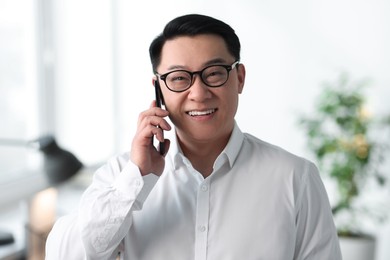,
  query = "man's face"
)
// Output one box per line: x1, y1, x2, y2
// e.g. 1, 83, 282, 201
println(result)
156, 34, 245, 145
